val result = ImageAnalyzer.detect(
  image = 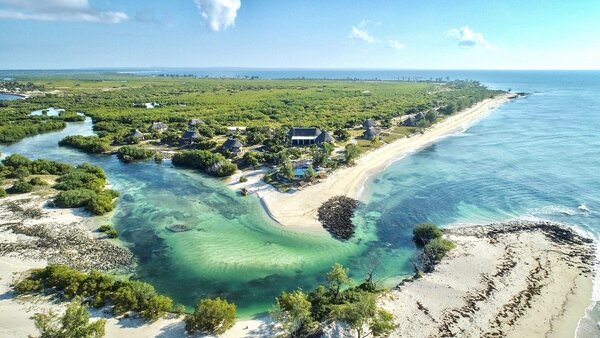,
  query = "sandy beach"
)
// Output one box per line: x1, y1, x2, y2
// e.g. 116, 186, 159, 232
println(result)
2, 218, 593, 337
380, 221, 595, 338
231, 93, 516, 232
